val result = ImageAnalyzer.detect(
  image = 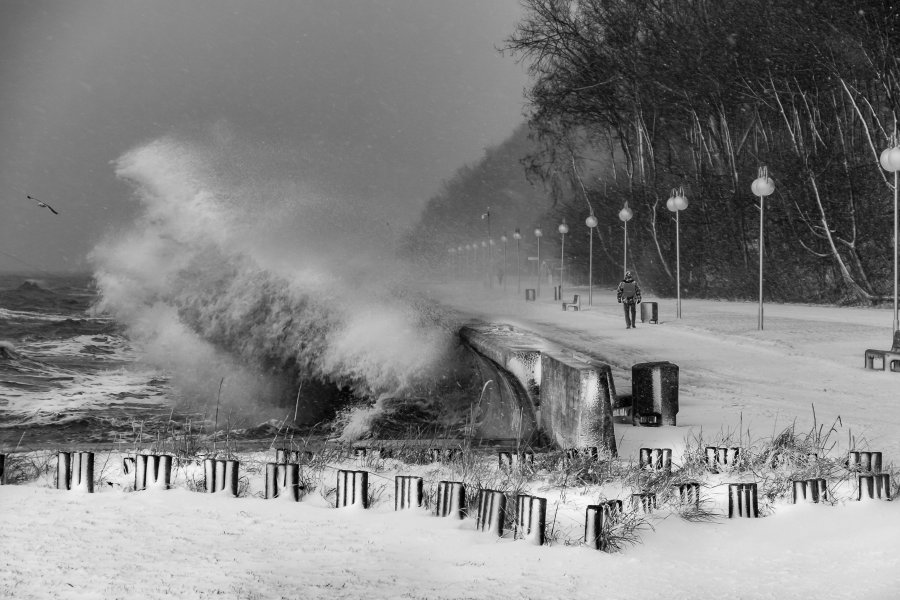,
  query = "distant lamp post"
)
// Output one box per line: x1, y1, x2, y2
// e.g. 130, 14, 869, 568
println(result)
751, 167, 776, 330
666, 188, 689, 319
513, 228, 522, 293
585, 214, 598, 306
558, 220, 569, 297
457, 245, 464, 278
880, 141, 900, 334
534, 226, 543, 297
500, 234, 508, 290
482, 240, 489, 284
618, 203, 633, 278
